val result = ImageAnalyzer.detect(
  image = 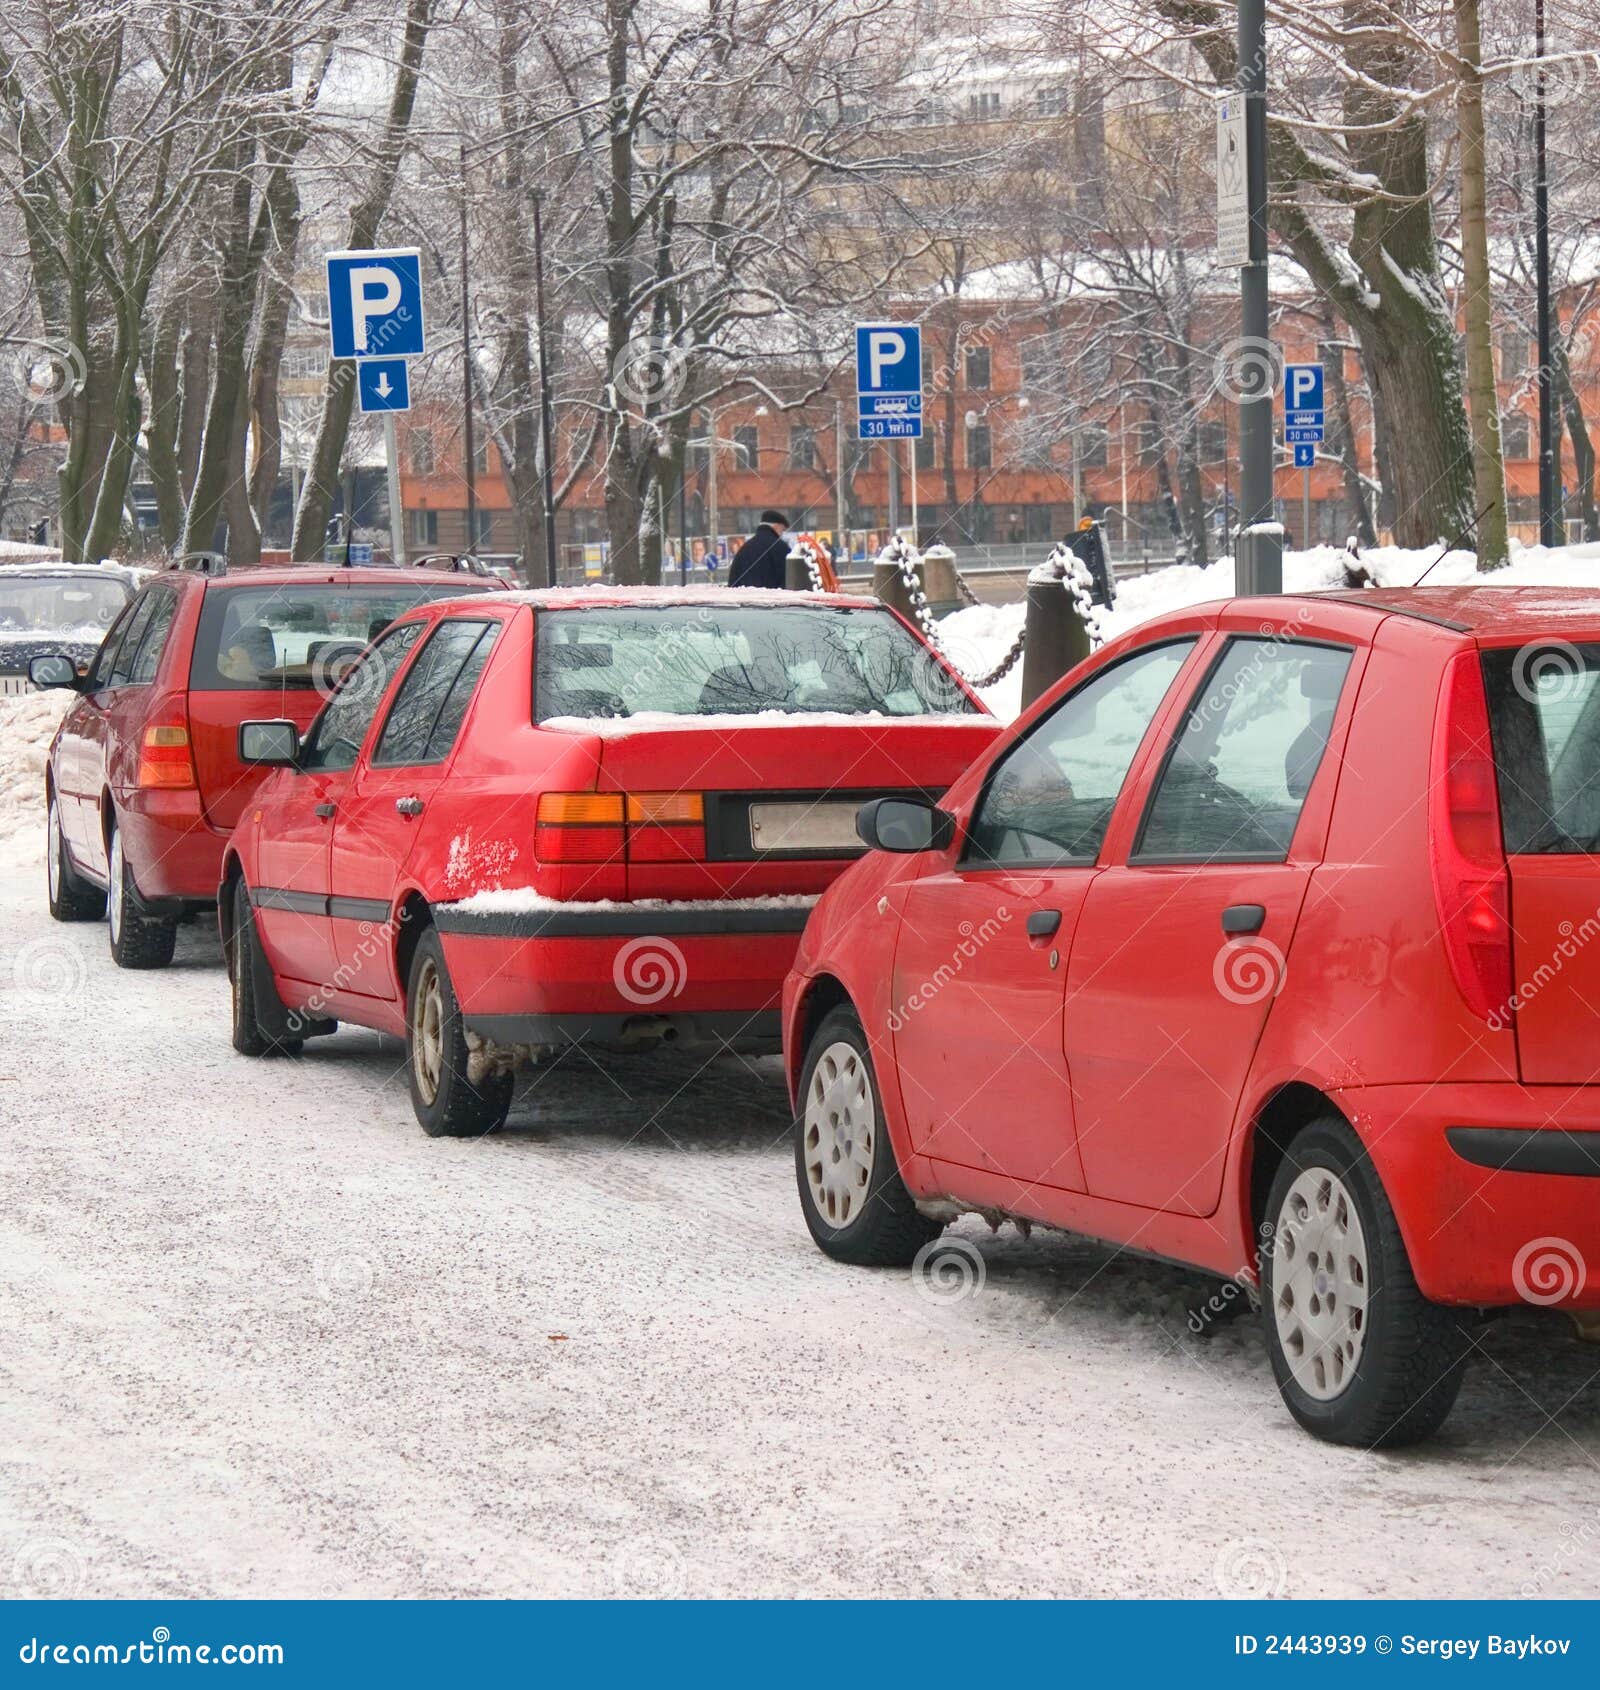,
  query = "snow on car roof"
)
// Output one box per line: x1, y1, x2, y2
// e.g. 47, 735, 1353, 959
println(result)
494, 585, 879, 612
